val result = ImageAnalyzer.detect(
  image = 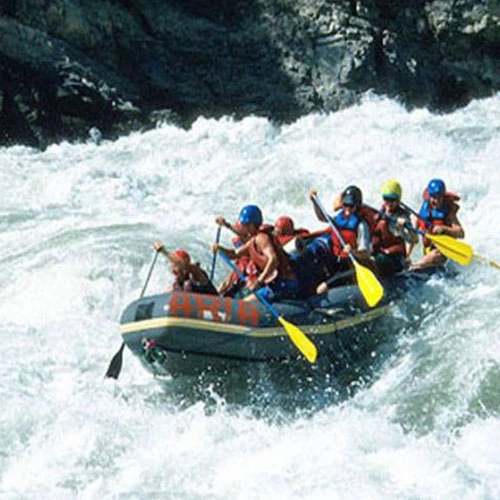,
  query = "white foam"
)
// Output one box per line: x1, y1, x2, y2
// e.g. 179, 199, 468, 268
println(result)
1, 93, 500, 499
